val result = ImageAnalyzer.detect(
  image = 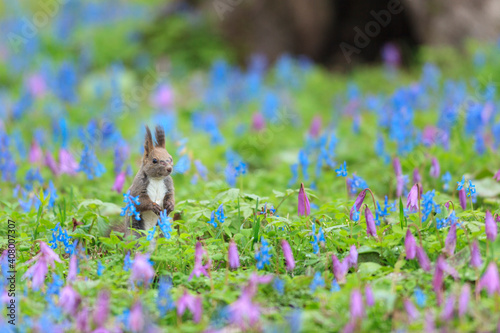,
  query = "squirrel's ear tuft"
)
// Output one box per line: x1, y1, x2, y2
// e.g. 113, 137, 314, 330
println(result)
155, 126, 165, 148
144, 126, 154, 157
